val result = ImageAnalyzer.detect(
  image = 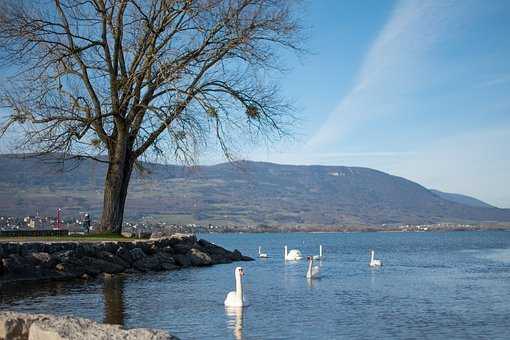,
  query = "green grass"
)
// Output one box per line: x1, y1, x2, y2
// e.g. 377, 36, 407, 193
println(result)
0, 231, 132, 242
